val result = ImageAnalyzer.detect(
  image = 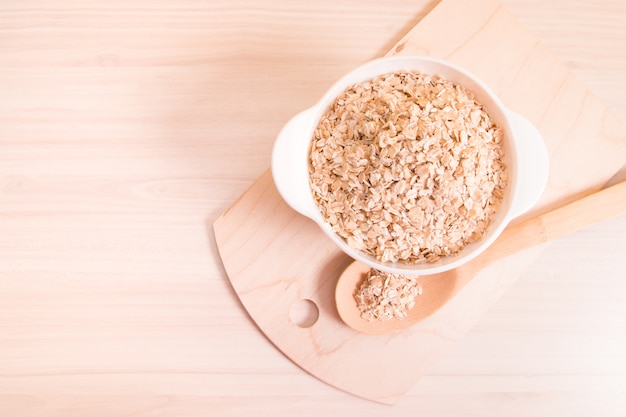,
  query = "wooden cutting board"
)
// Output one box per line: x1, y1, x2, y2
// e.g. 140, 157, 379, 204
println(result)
213, 0, 626, 405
